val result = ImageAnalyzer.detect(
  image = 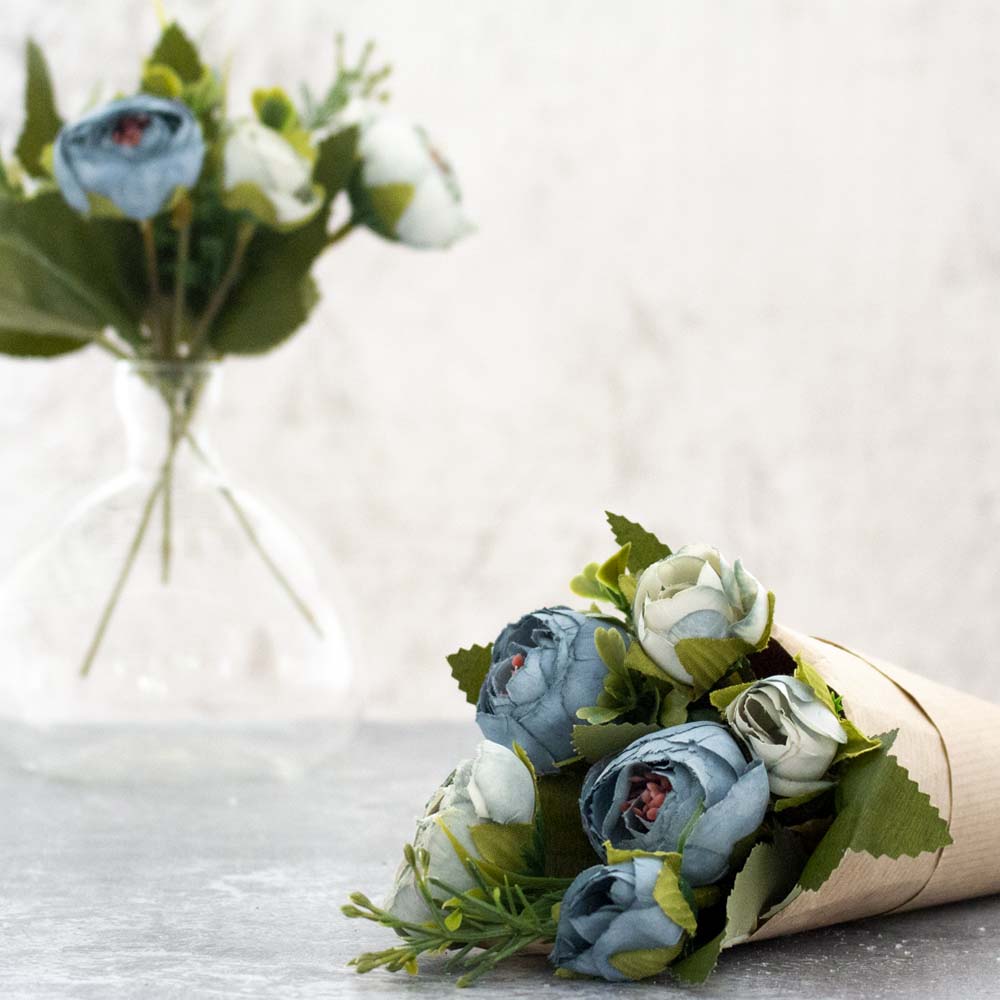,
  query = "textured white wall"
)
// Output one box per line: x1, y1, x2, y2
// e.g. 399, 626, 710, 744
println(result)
1, 1, 998, 716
